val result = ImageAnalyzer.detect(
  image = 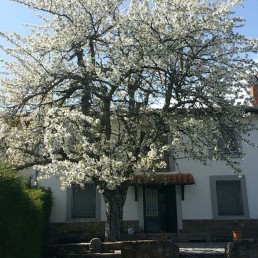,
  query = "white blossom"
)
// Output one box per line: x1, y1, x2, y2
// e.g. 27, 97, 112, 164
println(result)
0, 0, 257, 189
